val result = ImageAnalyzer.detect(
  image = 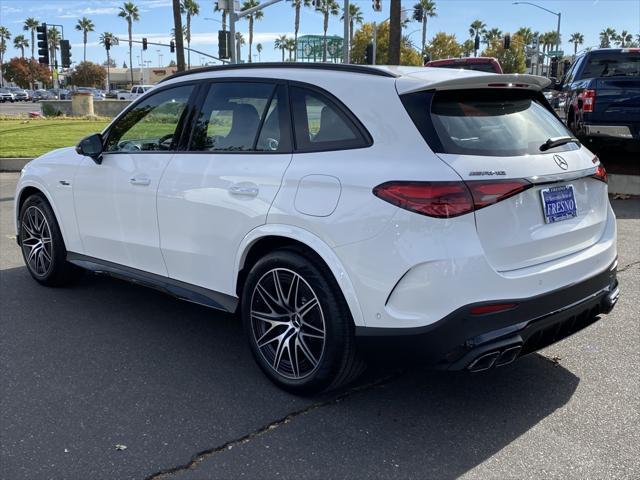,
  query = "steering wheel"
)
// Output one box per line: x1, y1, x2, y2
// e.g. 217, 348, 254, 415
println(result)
266, 138, 279, 151
118, 140, 141, 152
158, 134, 174, 150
